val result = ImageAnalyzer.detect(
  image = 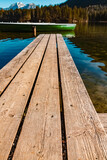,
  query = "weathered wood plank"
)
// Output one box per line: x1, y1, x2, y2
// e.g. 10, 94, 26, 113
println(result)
13, 34, 62, 160
99, 114, 107, 133
57, 34, 107, 160
0, 34, 44, 96
0, 35, 49, 160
